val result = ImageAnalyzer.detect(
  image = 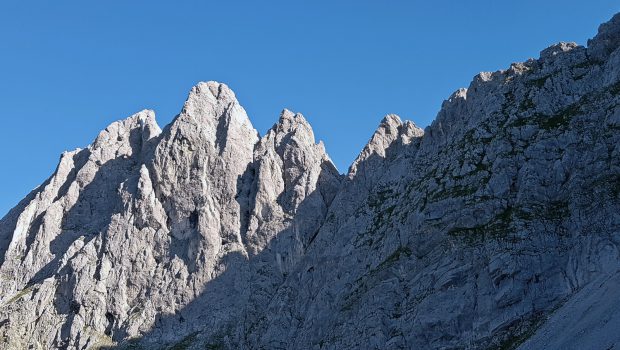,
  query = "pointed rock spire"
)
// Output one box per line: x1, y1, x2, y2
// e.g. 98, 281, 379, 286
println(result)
244, 109, 341, 255
90, 109, 161, 163
149, 82, 260, 266
176, 81, 259, 153
348, 114, 423, 180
